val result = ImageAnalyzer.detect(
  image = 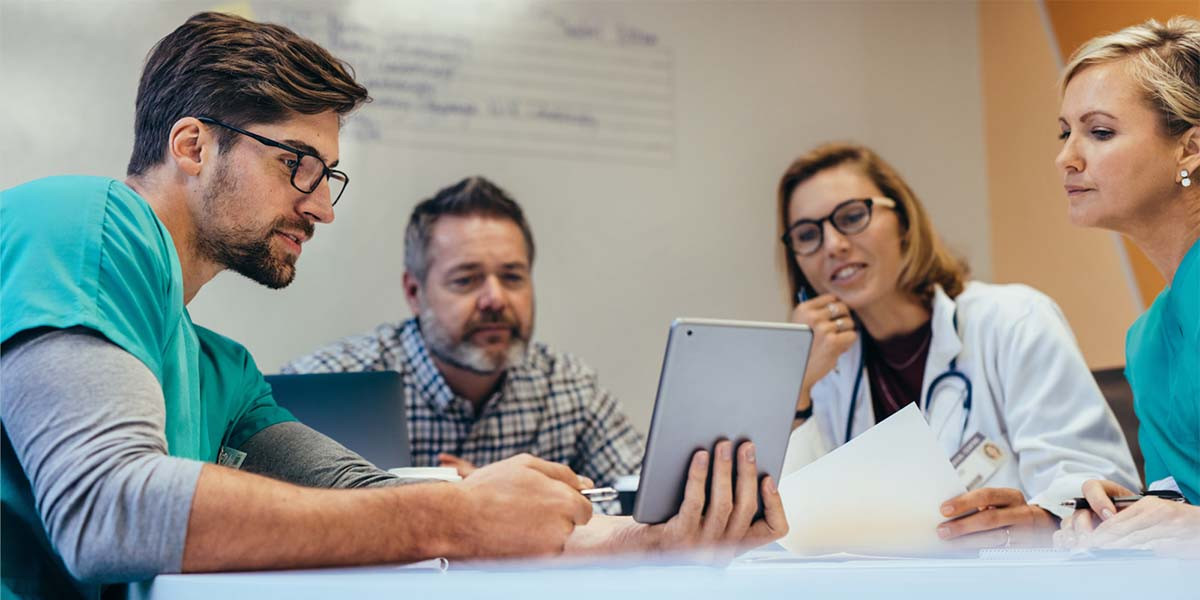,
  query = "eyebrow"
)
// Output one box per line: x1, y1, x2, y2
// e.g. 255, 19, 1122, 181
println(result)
444, 263, 482, 277
444, 261, 529, 276
1060, 110, 1119, 125
282, 138, 339, 168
